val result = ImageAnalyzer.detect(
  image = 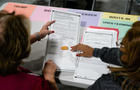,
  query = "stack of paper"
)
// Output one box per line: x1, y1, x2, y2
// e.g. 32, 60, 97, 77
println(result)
44, 10, 81, 71
74, 26, 118, 84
